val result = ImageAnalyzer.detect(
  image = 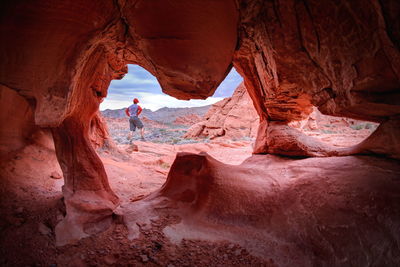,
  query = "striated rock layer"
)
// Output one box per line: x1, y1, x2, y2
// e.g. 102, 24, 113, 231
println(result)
184, 82, 259, 139
233, 0, 400, 157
